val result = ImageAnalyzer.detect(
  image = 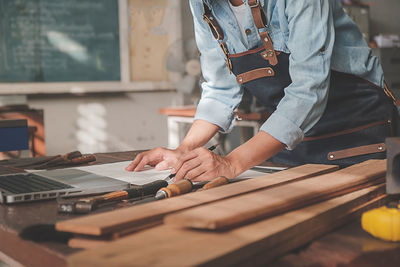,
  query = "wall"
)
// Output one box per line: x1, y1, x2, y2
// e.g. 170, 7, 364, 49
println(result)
20, 0, 191, 156
364, 0, 400, 36
28, 91, 179, 155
